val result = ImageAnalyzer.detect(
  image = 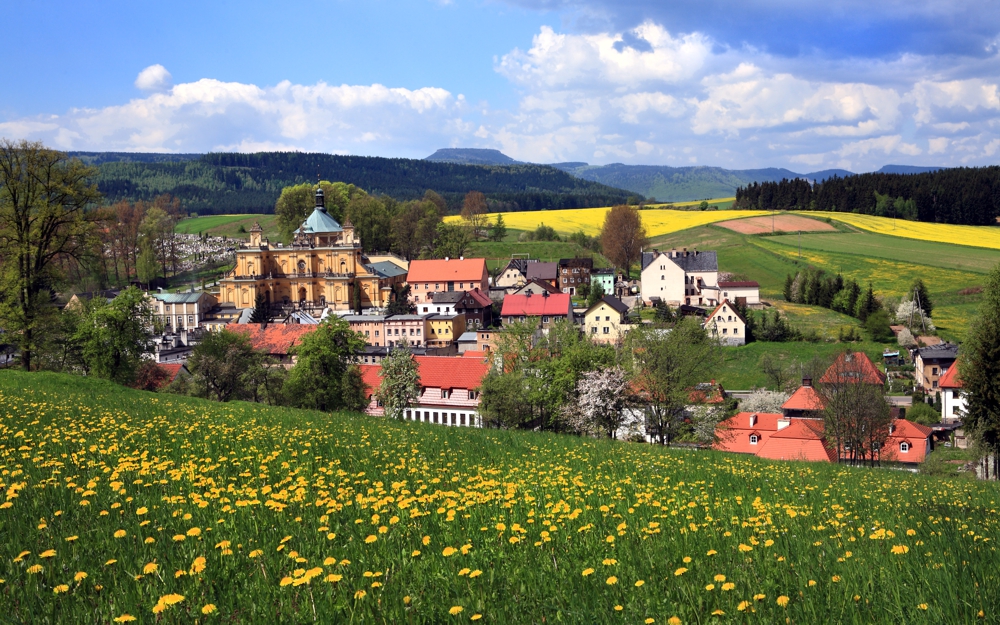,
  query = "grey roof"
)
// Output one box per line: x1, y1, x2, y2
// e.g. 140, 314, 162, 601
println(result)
151, 292, 206, 303
286, 311, 319, 324
237, 308, 253, 324
295, 207, 343, 235
642, 250, 718, 273
430, 314, 460, 320
559, 257, 594, 269
385, 314, 430, 321
431, 291, 465, 304
344, 315, 386, 322
917, 343, 959, 360
502, 258, 536, 274
598, 295, 630, 315
592, 267, 614, 275
515, 279, 560, 295
526, 262, 558, 281
458, 331, 478, 343
366, 261, 407, 279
